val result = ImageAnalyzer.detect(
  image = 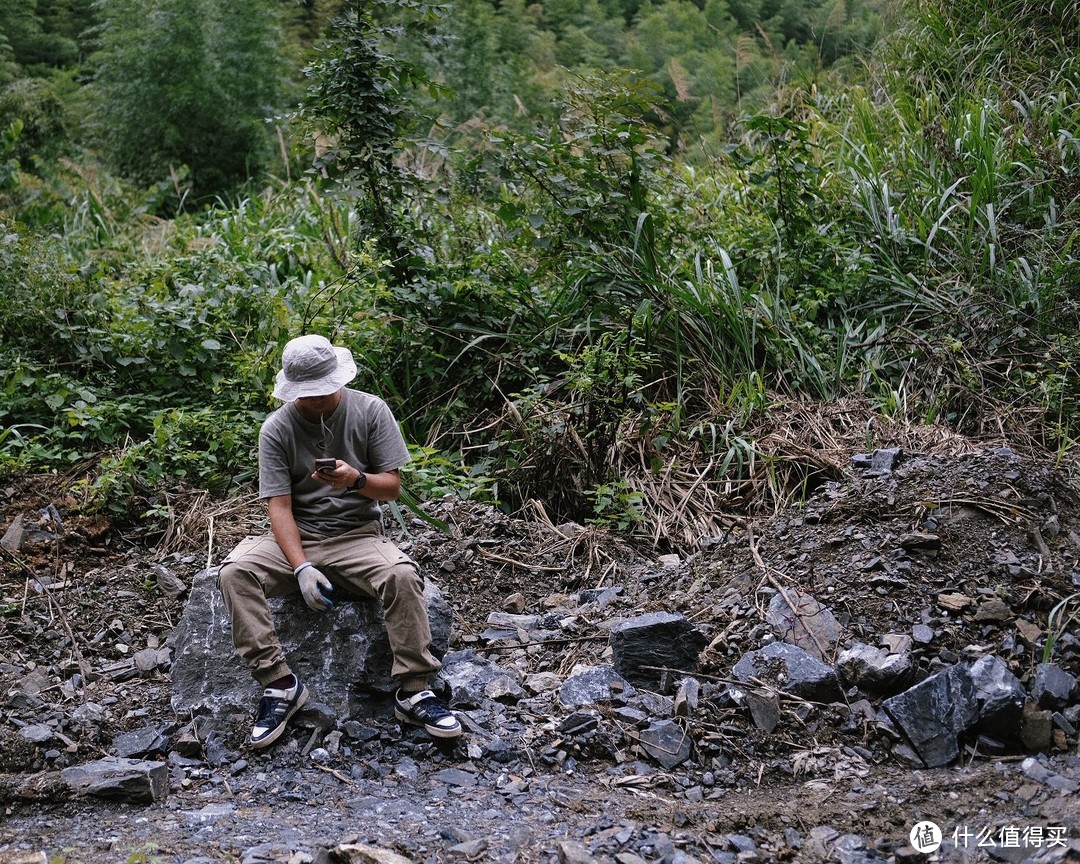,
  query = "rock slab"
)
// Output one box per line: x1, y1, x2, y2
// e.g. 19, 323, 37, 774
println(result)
171, 567, 451, 717
883, 657, 1024, 768
610, 612, 707, 690
766, 589, 842, 661
60, 757, 168, 803
732, 641, 842, 703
